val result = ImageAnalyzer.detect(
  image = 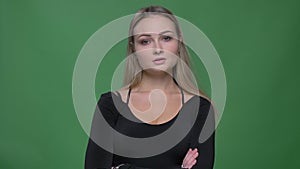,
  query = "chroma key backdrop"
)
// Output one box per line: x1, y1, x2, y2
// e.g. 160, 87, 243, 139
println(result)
1, 0, 299, 169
